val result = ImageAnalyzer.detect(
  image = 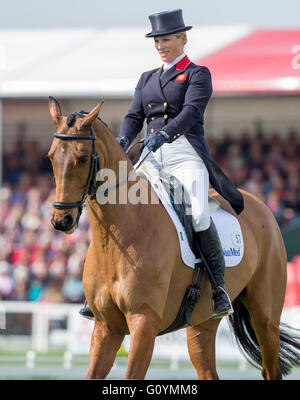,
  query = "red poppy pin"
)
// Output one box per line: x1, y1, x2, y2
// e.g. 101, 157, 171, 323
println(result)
176, 73, 187, 81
